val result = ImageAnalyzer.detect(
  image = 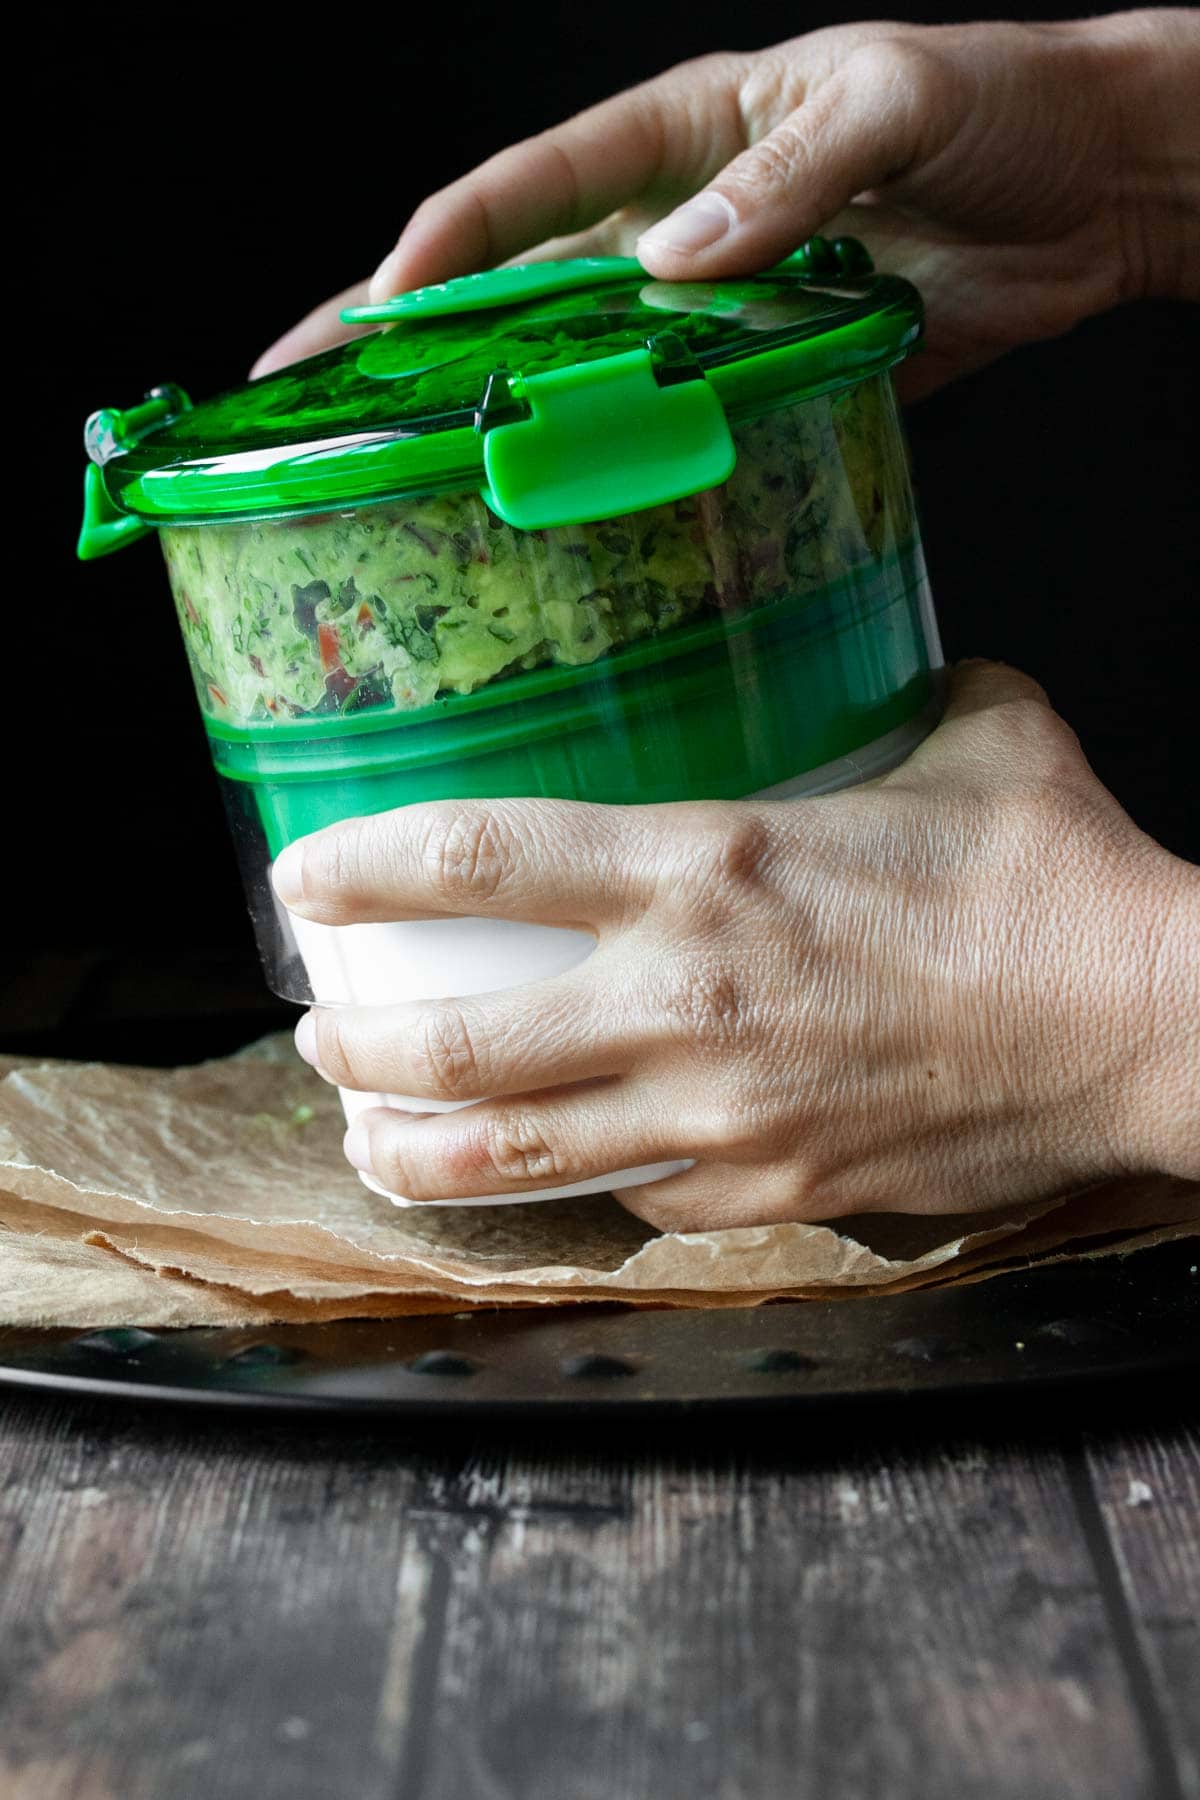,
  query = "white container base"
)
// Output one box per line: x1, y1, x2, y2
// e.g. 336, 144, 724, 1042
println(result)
283, 698, 942, 1206
361, 1167, 689, 1207
290, 921, 696, 1205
